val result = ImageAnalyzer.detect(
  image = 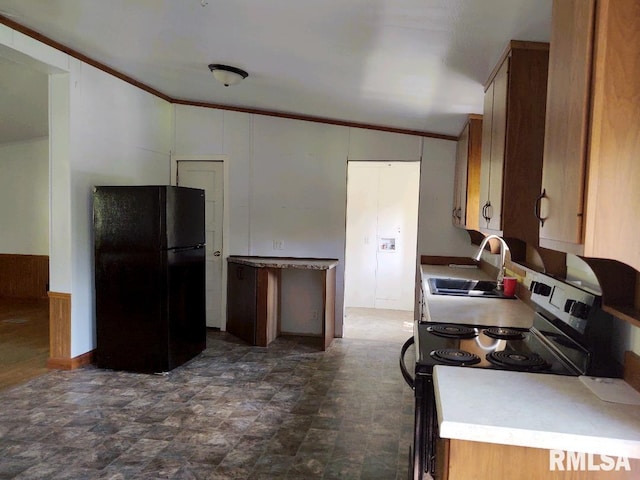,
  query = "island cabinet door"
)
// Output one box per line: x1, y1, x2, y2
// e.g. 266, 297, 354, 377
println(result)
226, 262, 258, 345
